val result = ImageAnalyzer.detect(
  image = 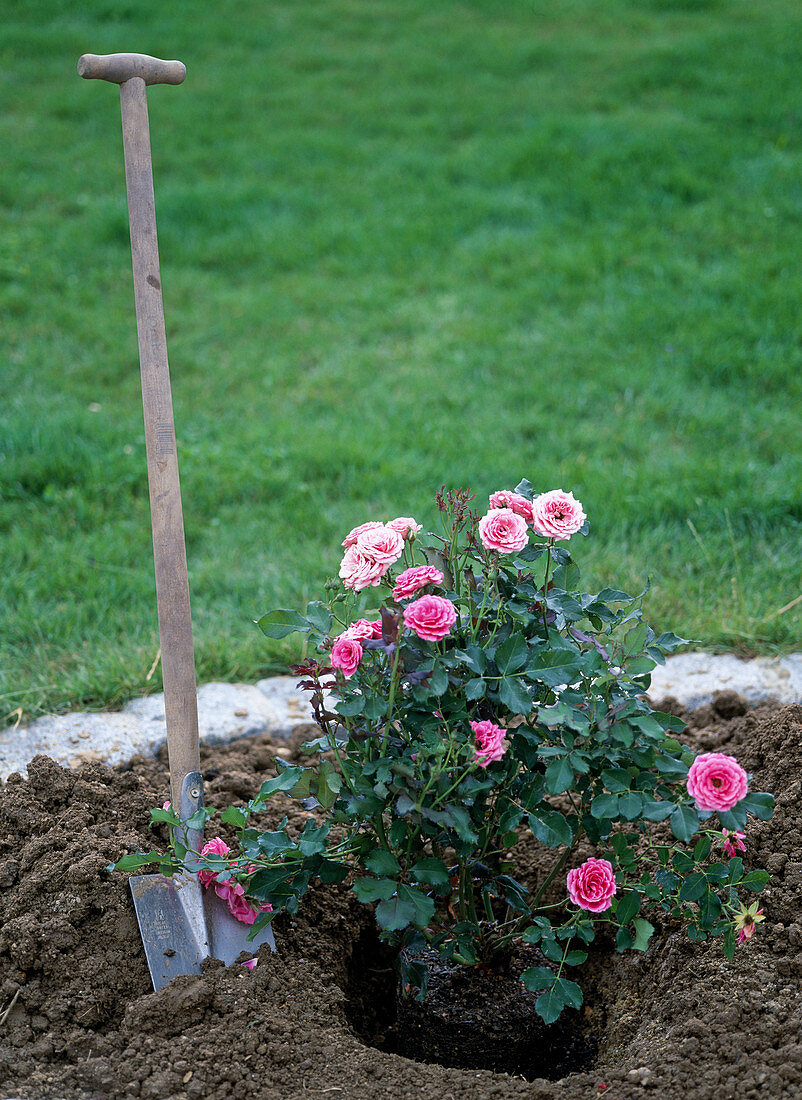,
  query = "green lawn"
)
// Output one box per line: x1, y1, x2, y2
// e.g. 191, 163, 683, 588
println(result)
2, 0, 801, 723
